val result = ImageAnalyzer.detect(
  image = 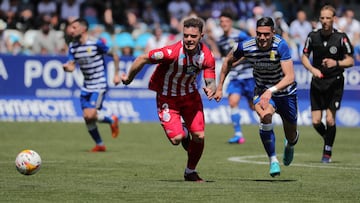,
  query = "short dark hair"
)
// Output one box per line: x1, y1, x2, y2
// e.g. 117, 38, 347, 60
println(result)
220, 10, 236, 20
183, 17, 204, 33
71, 18, 89, 31
256, 17, 274, 28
